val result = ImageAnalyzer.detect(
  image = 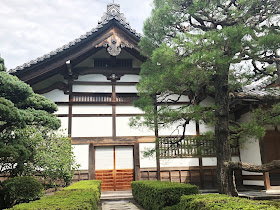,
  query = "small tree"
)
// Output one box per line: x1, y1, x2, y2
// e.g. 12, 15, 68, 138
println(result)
0, 57, 78, 184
